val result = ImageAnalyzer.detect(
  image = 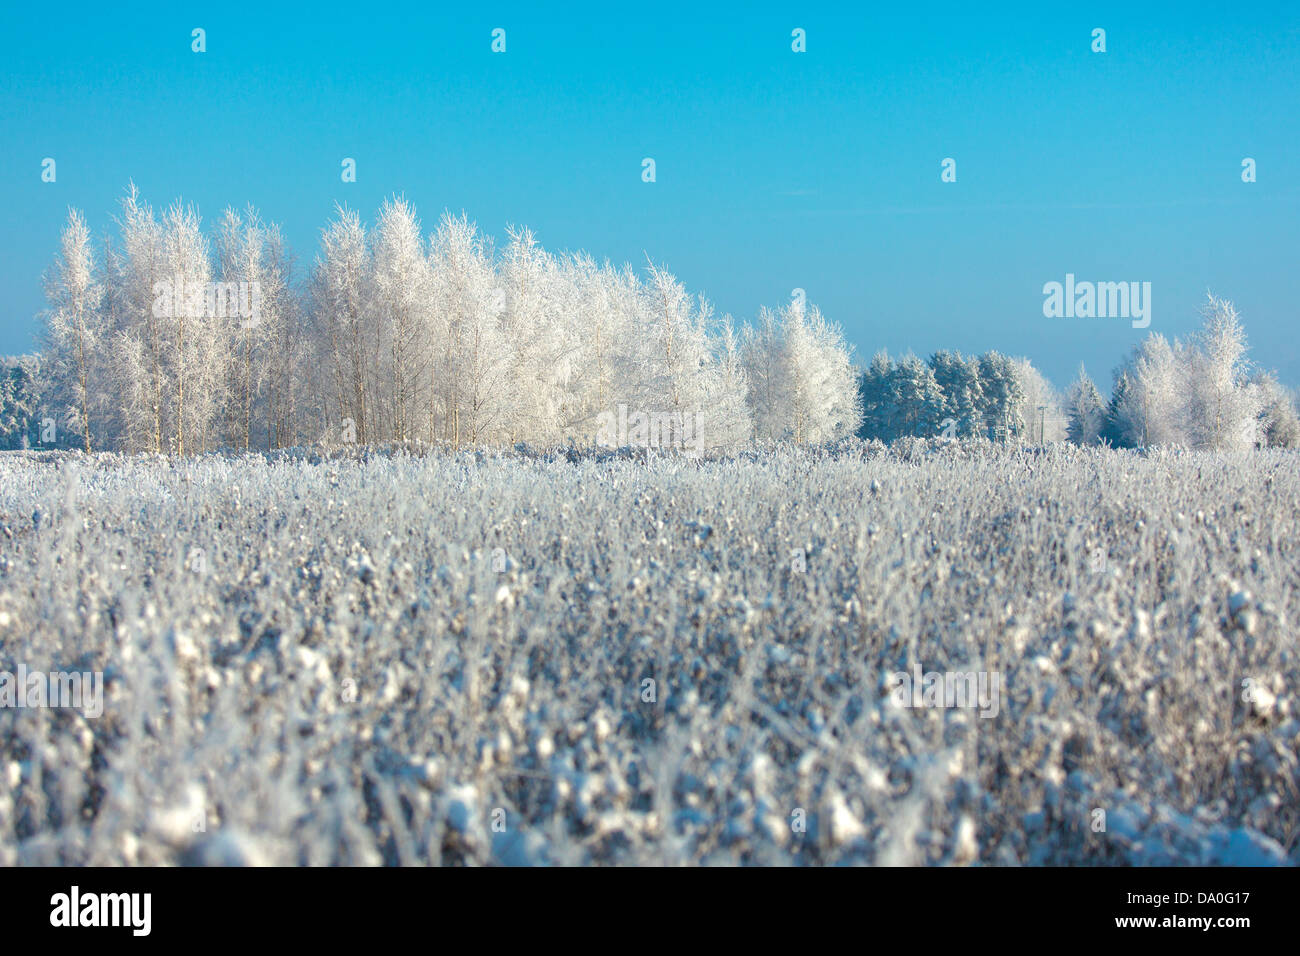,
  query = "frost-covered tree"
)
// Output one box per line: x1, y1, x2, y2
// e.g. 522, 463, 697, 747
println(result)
977, 352, 1025, 442
1101, 370, 1137, 448
0, 355, 41, 449
1122, 334, 1191, 447
371, 197, 435, 442
790, 304, 862, 443
1098, 294, 1266, 451
157, 201, 218, 454
780, 303, 822, 443
888, 354, 946, 439
700, 316, 753, 449
1251, 371, 1300, 449
741, 306, 786, 443
217, 206, 294, 450
1010, 358, 1064, 443
40, 209, 105, 452
112, 185, 169, 453
741, 301, 859, 444
550, 252, 607, 442
39, 189, 1210, 456
454, 261, 512, 446
1064, 365, 1106, 446
428, 212, 502, 447
856, 351, 894, 441
1186, 294, 1262, 451
928, 350, 984, 438
498, 229, 562, 443
638, 261, 714, 421
257, 226, 313, 449
311, 206, 377, 444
